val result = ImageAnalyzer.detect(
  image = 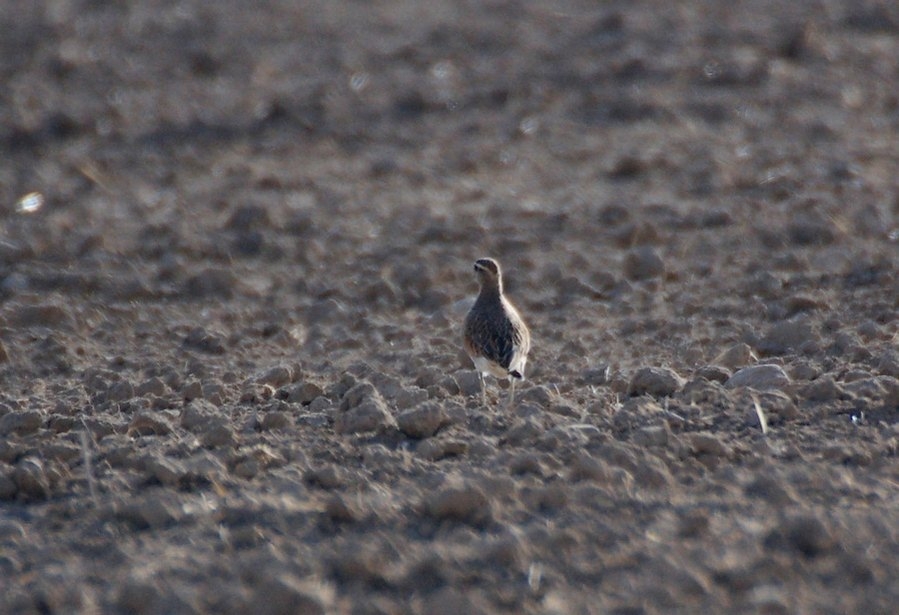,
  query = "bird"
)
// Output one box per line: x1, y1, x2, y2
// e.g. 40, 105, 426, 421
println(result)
463, 257, 531, 409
